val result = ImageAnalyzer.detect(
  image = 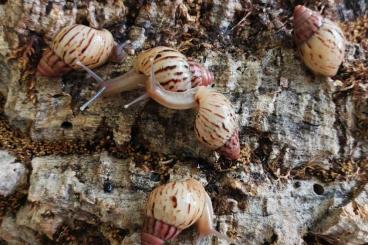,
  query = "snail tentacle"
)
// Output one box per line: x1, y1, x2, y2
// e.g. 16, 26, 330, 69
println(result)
78, 67, 146, 111
124, 93, 150, 109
